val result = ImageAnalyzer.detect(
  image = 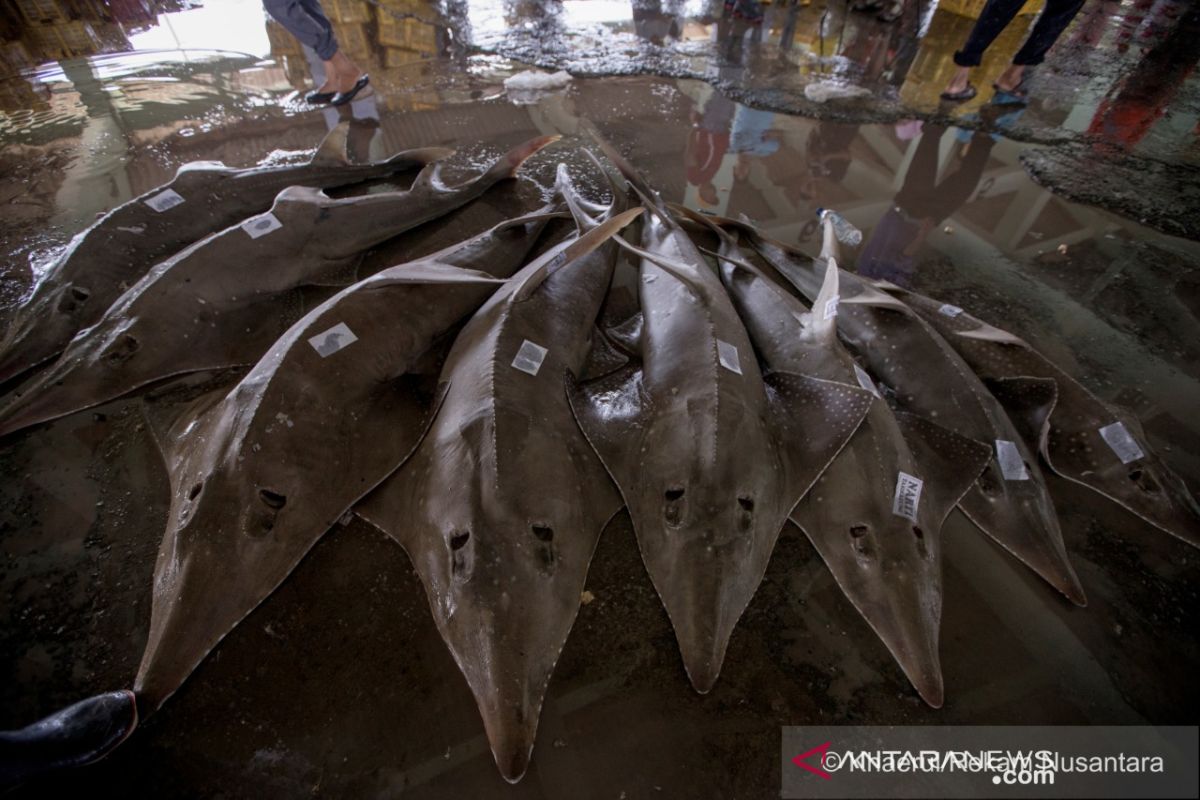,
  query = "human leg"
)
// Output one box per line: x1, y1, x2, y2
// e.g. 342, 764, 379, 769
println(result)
1010, 0, 1087, 65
